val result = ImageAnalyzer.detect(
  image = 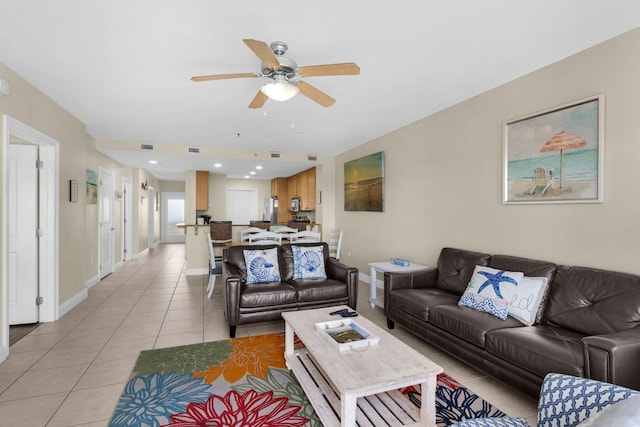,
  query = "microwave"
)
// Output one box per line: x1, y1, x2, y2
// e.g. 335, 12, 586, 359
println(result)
290, 197, 300, 212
